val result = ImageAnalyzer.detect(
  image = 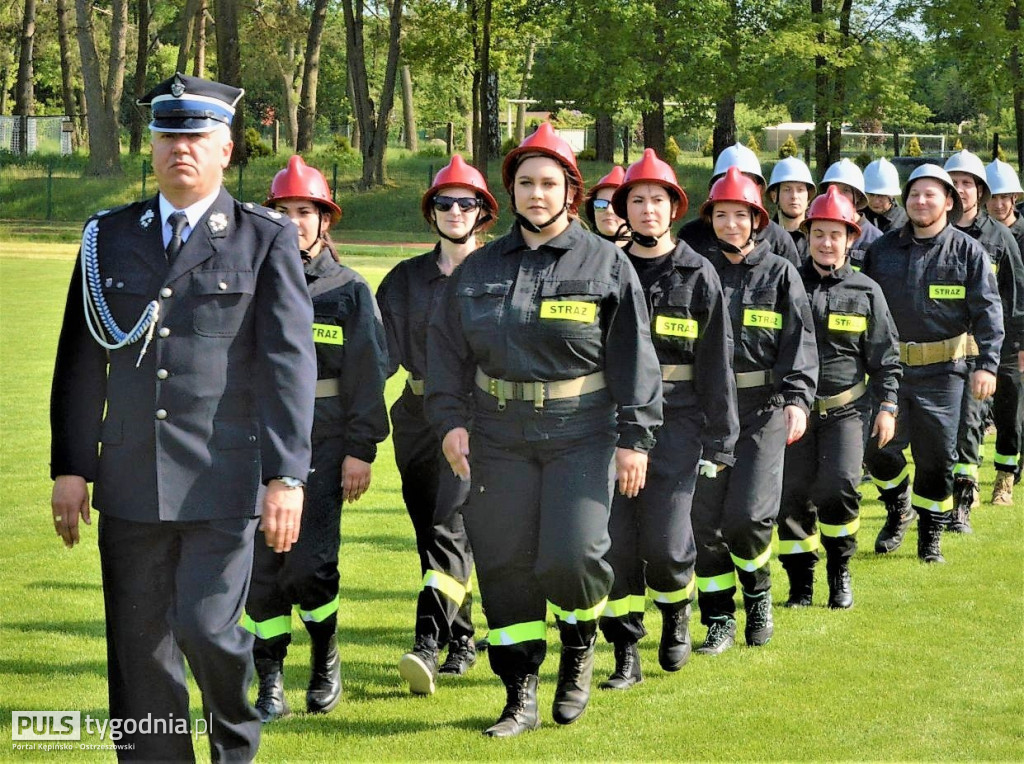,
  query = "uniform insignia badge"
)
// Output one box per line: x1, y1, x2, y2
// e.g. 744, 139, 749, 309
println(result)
208, 211, 228, 233
170, 82, 186, 97
266, 209, 282, 219
105, 277, 113, 288
139, 209, 154, 228
245, 202, 254, 209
